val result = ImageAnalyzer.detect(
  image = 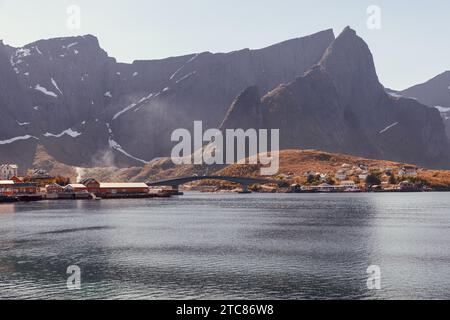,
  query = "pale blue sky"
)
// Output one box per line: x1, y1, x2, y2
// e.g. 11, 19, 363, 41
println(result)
0, 0, 449, 90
